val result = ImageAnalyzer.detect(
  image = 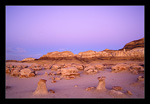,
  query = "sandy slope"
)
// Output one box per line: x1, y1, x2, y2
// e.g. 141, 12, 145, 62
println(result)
5, 61, 144, 98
